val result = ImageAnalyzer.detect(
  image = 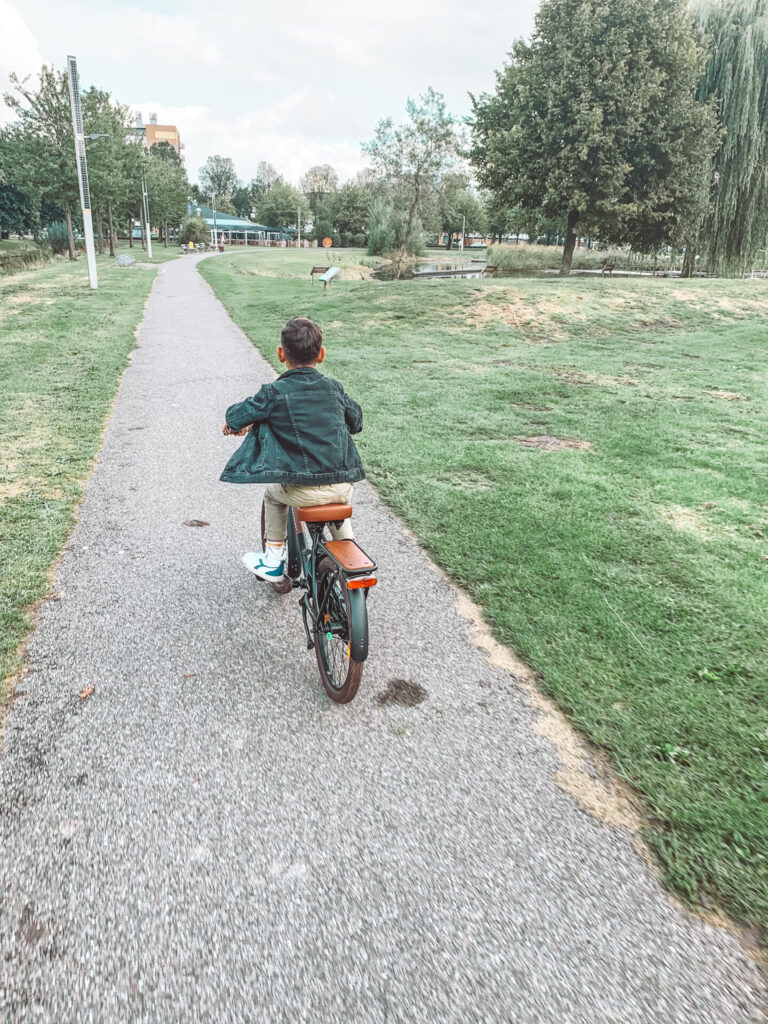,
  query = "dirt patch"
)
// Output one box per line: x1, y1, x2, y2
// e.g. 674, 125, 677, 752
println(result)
0, 482, 26, 504
514, 436, 592, 451
453, 594, 641, 832
552, 368, 640, 387
466, 293, 567, 340
660, 505, 711, 538
705, 390, 749, 401
376, 679, 427, 707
